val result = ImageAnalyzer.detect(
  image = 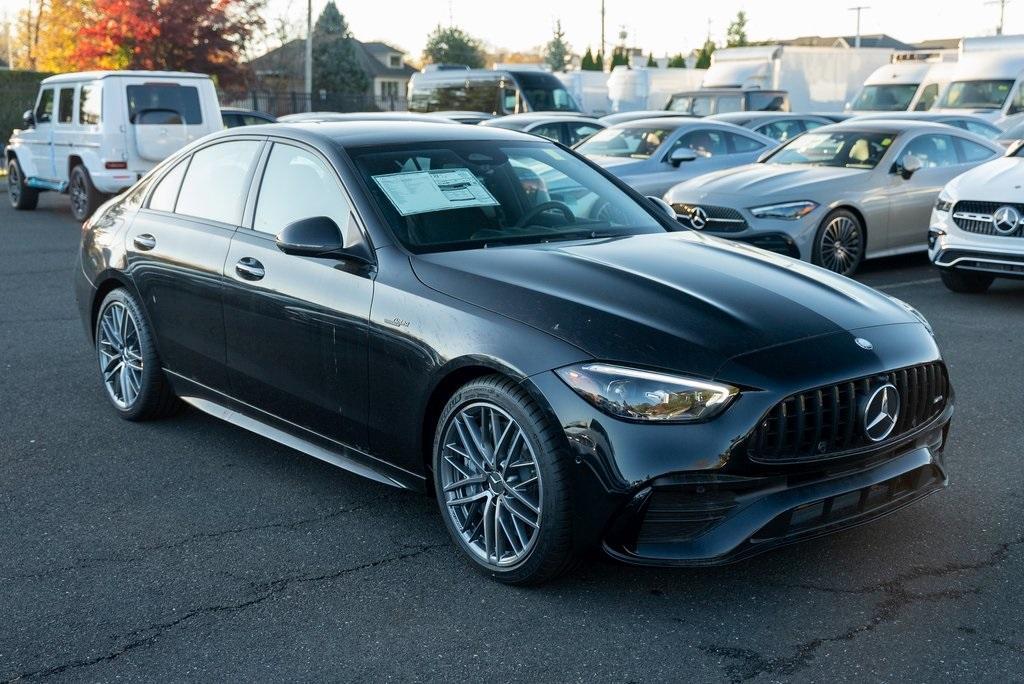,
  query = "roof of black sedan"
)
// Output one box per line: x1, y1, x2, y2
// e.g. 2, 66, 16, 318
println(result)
217, 120, 541, 147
